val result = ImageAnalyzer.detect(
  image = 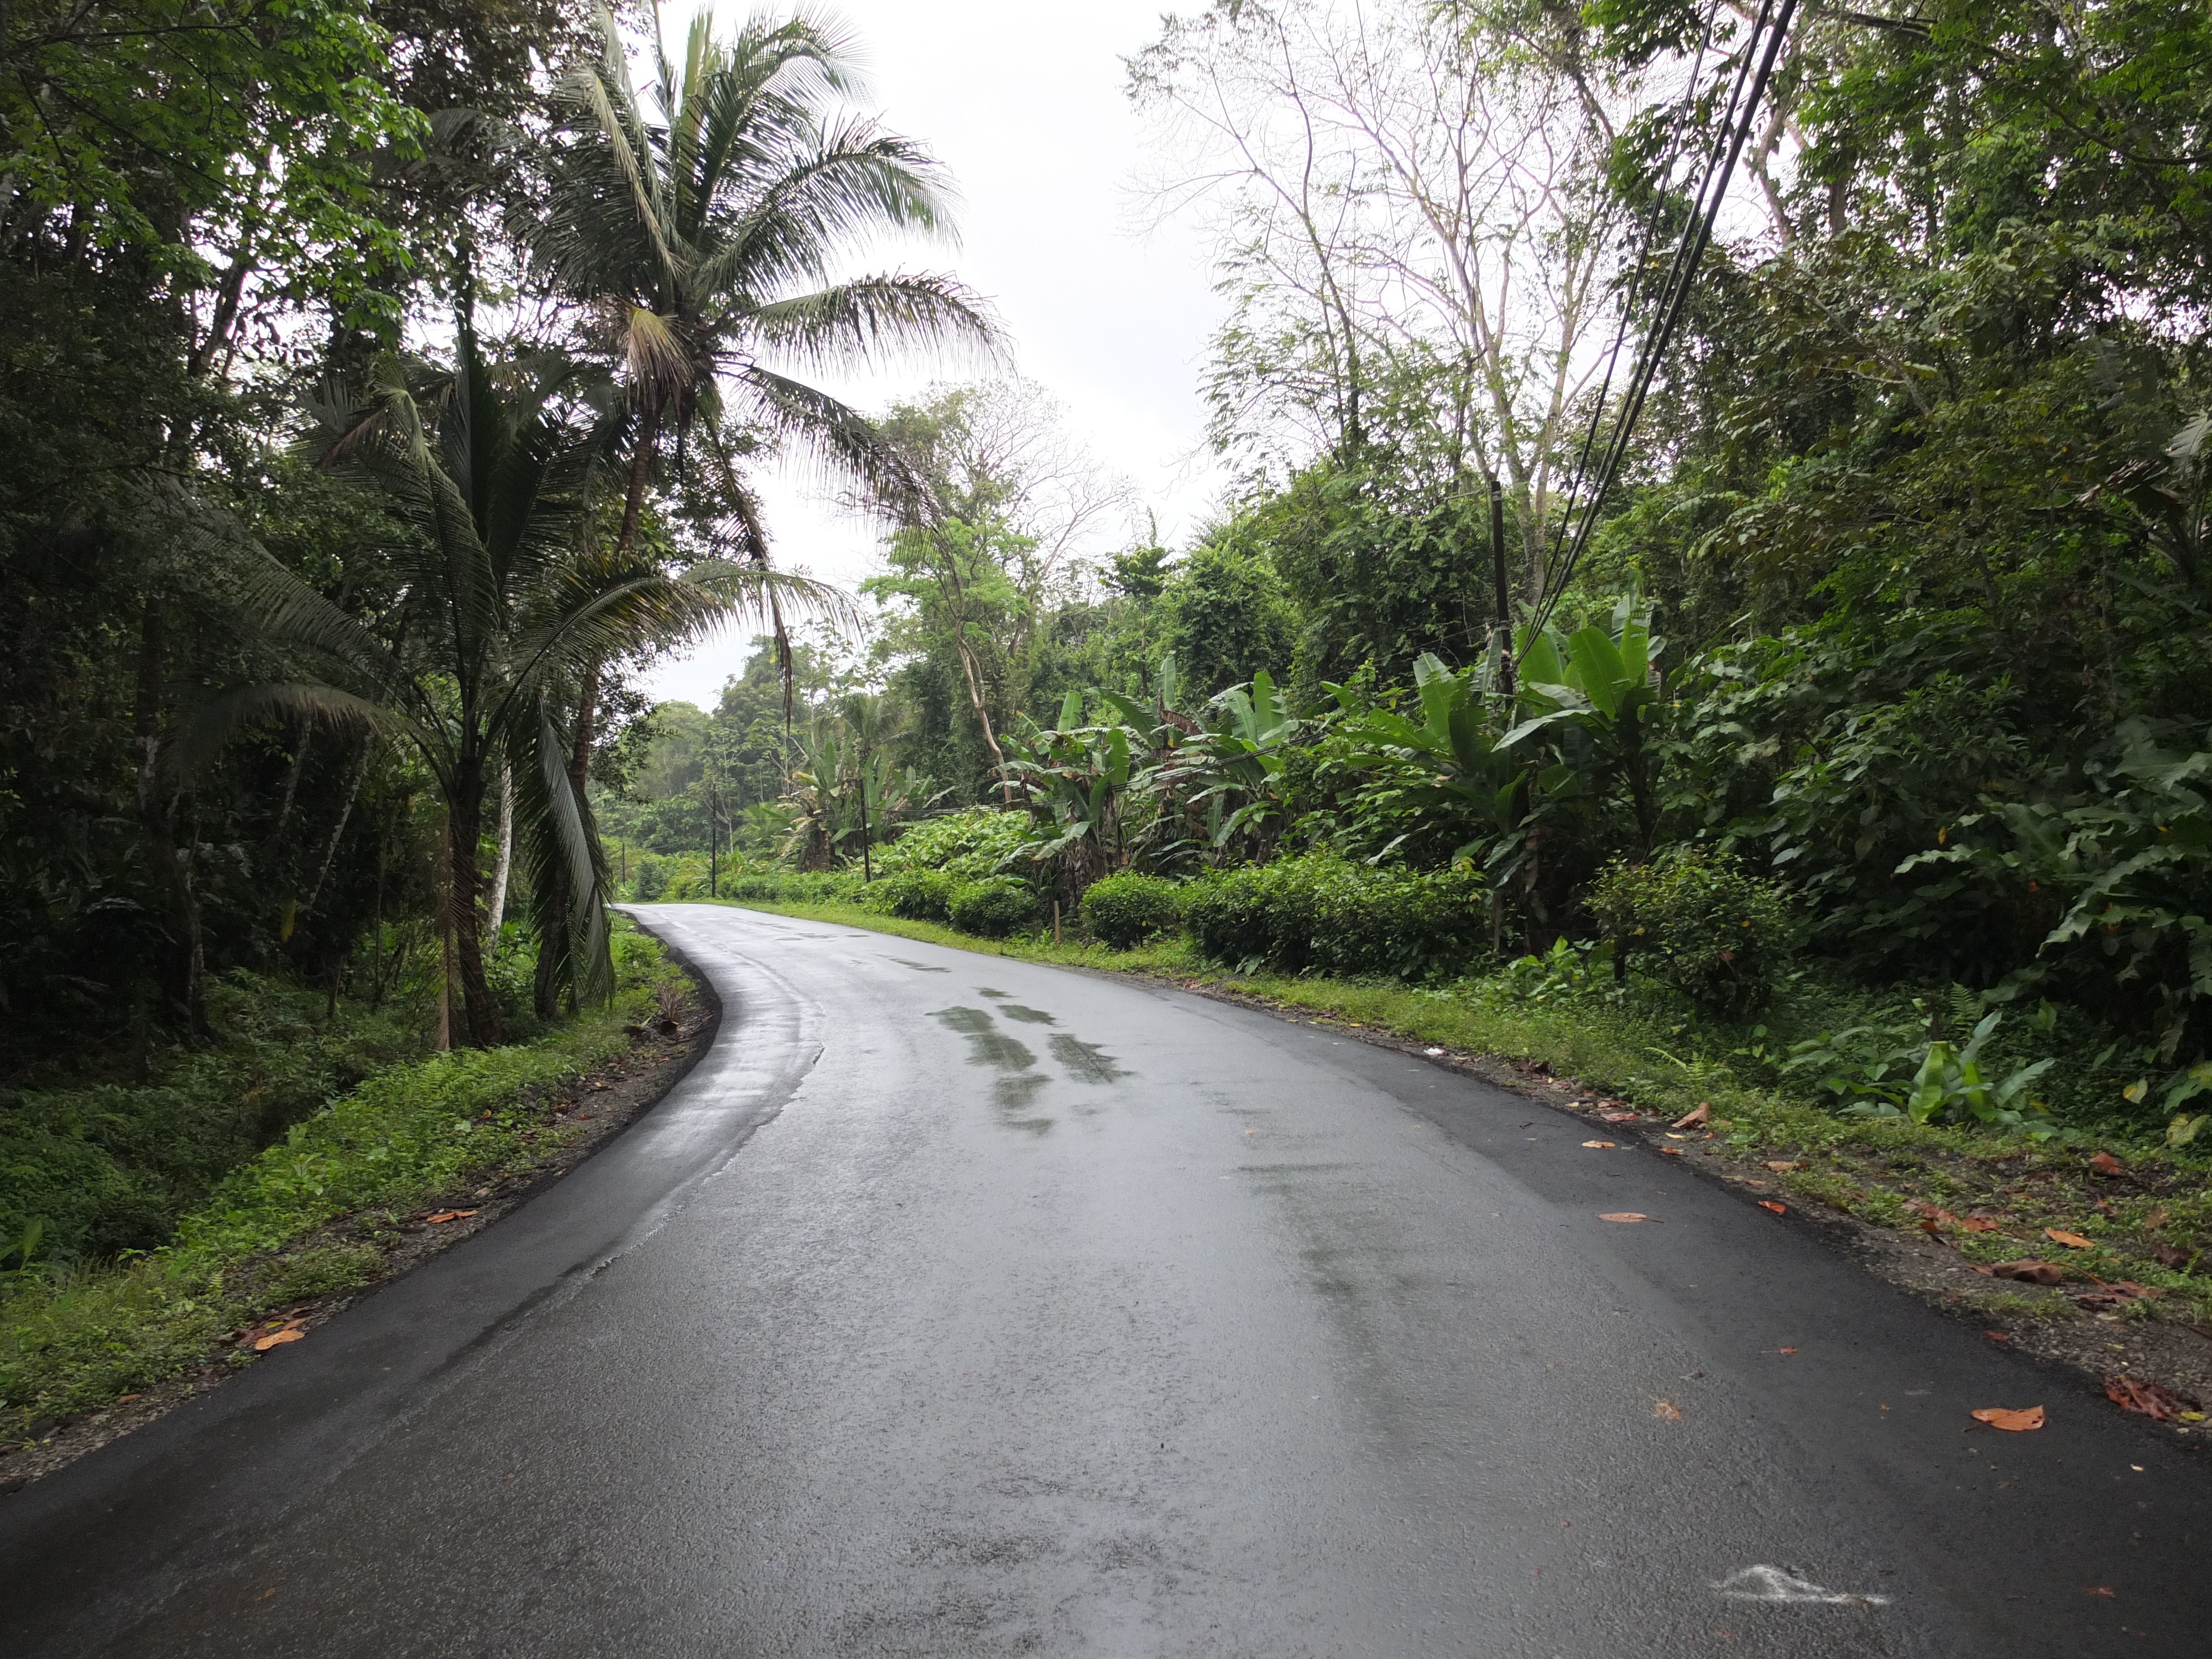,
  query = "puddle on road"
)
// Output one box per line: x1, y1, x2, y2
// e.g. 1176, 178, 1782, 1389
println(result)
932, 1008, 1054, 1133
992, 1074, 1053, 1135
998, 1005, 1056, 1025
888, 957, 951, 973
978, 987, 1009, 998
1049, 1032, 1125, 1084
